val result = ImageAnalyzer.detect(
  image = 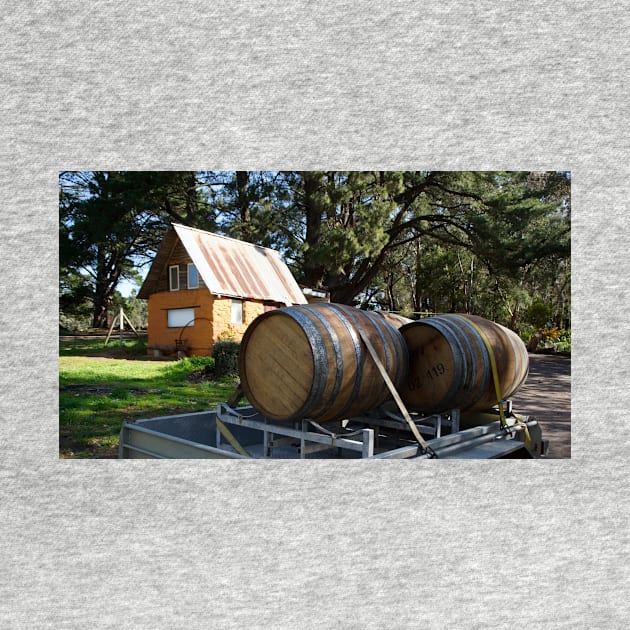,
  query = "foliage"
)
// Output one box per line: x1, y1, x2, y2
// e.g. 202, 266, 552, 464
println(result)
59, 311, 92, 334
174, 355, 216, 371
555, 329, 572, 352
167, 355, 215, 379
59, 171, 169, 327
519, 326, 571, 353
538, 327, 571, 352
111, 290, 148, 331
517, 323, 537, 344
347, 172, 570, 327
139, 171, 219, 230
540, 326, 562, 340
212, 338, 240, 379
526, 300, 553, 328
59, 268, 93, 322
270, 170, 570, 318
